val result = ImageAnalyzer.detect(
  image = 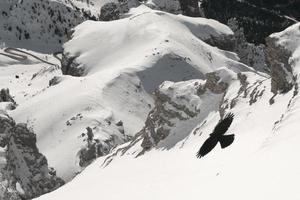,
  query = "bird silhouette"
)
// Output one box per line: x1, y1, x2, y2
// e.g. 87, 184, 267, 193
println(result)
196, 113, 235, 158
